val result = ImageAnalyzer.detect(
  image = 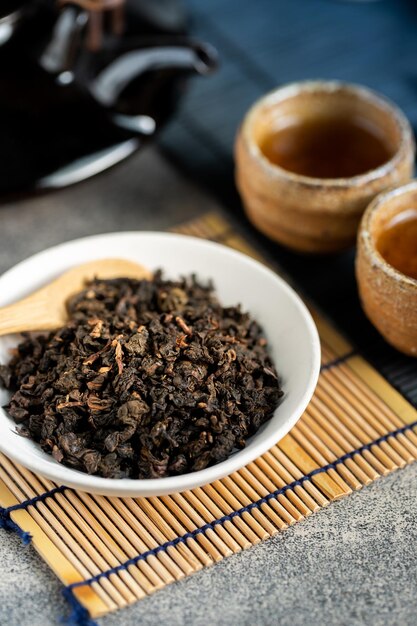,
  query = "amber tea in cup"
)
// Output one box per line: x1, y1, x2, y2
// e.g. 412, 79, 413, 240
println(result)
376, 208, 417, 280
260, 116, 393, 179
235, 81, 415, 253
